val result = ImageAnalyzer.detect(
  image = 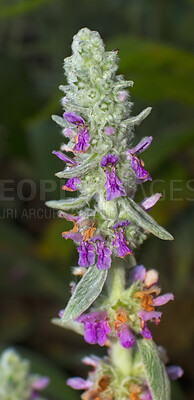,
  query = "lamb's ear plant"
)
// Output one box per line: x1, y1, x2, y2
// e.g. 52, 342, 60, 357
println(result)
48, 28, 183, 400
